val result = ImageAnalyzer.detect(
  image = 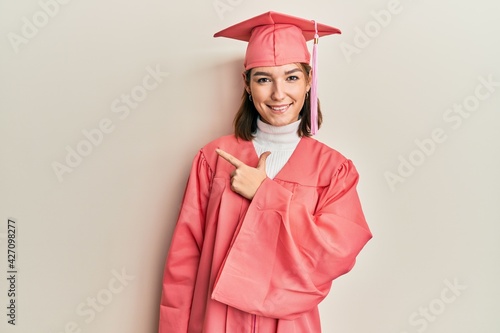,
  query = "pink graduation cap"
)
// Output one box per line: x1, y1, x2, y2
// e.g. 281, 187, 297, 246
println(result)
214, 11, 341, 135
